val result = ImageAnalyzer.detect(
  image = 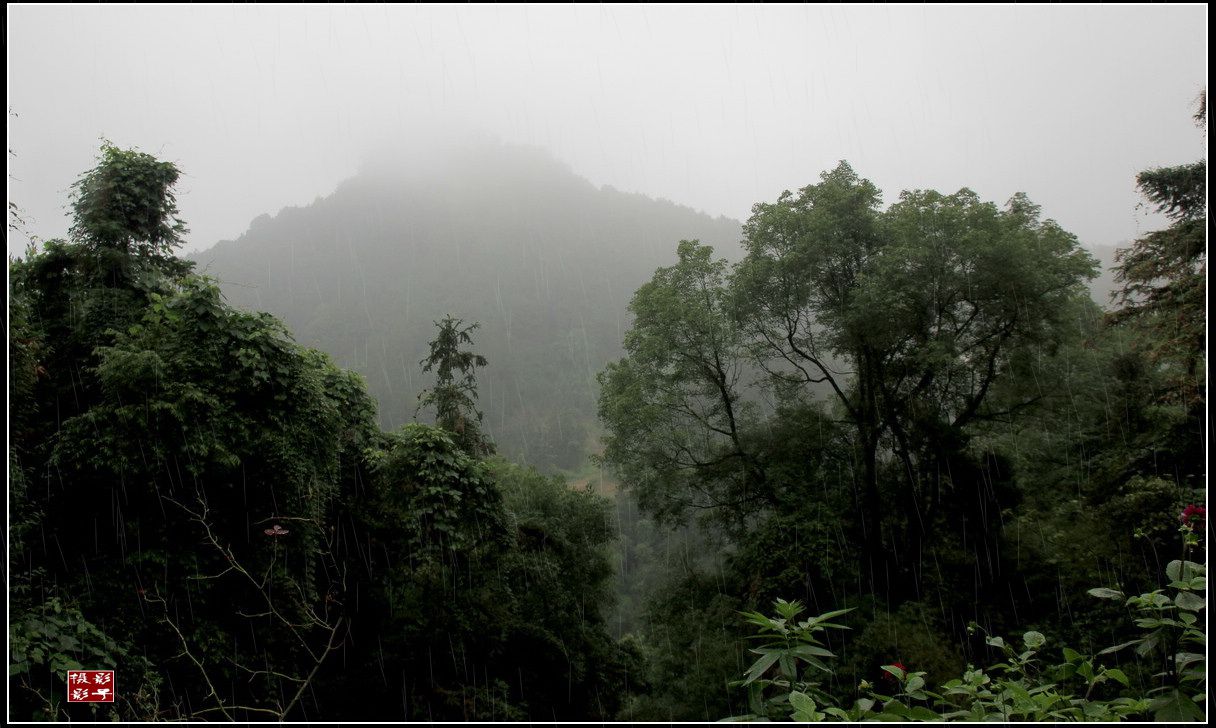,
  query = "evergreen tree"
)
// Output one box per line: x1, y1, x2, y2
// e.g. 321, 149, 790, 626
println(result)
417, 315, 494, 455
1111, 92, 1207, 406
